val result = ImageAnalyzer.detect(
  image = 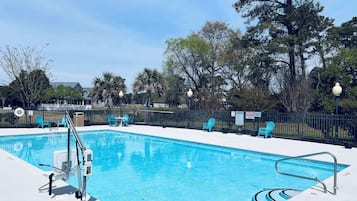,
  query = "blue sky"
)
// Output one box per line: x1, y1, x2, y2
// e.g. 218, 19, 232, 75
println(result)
0, 0, 356, 91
